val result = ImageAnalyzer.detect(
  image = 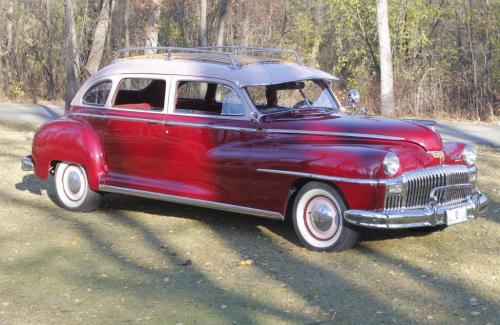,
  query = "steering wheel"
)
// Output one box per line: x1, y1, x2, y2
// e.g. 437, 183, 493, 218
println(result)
293, 99, 313, 109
